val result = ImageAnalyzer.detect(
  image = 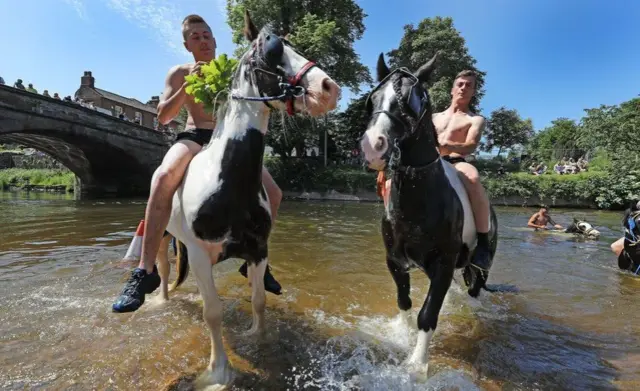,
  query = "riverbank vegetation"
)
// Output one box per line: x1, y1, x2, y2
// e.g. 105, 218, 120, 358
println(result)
264, 157, 638, 210
0, 168, 74, 191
